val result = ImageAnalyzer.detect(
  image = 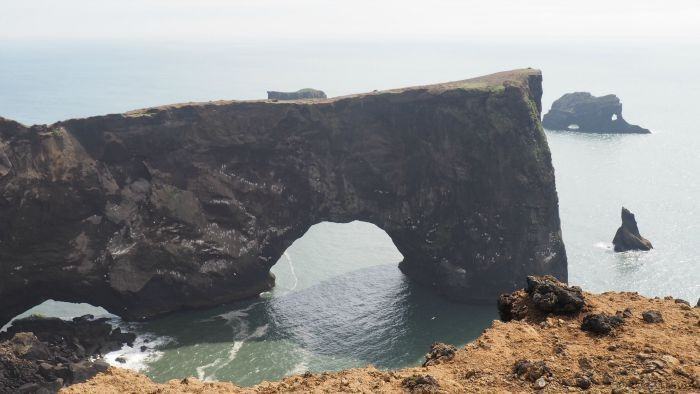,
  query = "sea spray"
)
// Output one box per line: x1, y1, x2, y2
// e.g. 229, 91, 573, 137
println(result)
104, 332, 174, 372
